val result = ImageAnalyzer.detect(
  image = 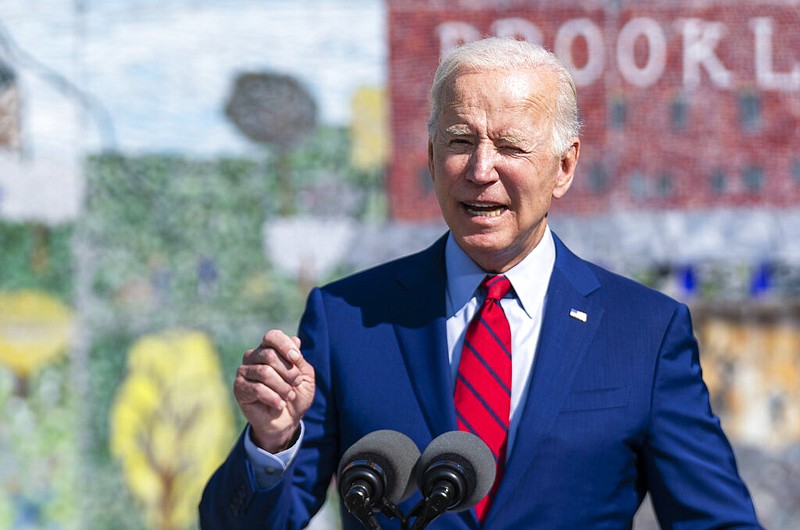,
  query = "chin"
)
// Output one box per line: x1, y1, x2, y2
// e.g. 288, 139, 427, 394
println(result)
456, 233, 507, 259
